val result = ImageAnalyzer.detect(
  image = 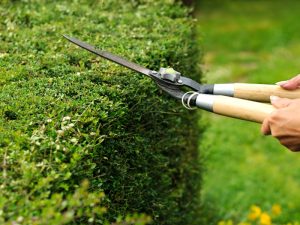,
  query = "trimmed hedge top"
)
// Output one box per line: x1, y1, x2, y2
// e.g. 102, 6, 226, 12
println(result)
0, 0, 201, 224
